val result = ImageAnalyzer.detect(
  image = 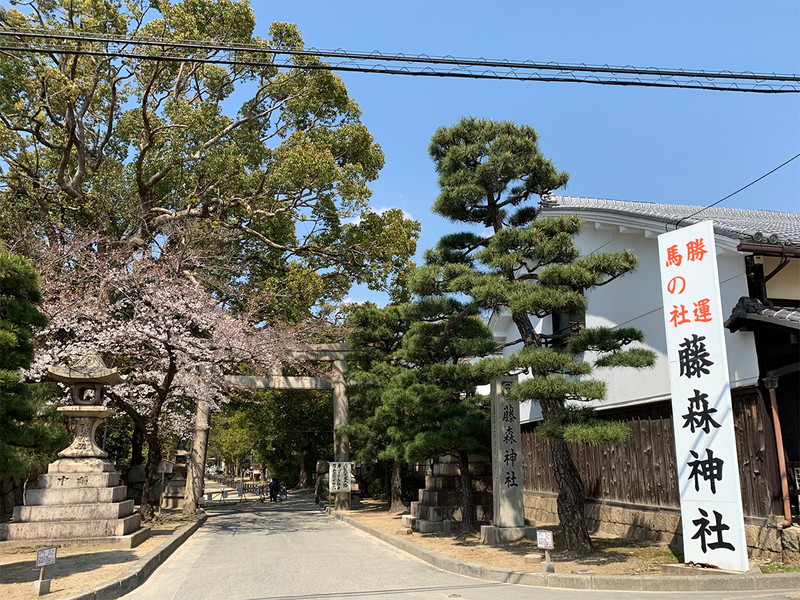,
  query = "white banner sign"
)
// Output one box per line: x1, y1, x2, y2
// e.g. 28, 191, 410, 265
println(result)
329, 462, 352, 493
658, 221, 748, 572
